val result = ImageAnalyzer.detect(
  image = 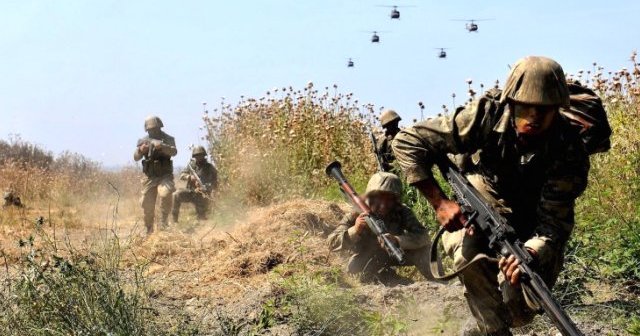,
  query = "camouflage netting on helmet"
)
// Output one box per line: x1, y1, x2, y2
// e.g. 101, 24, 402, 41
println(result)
365, 172, 402, 196
501, 56, 570, 106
